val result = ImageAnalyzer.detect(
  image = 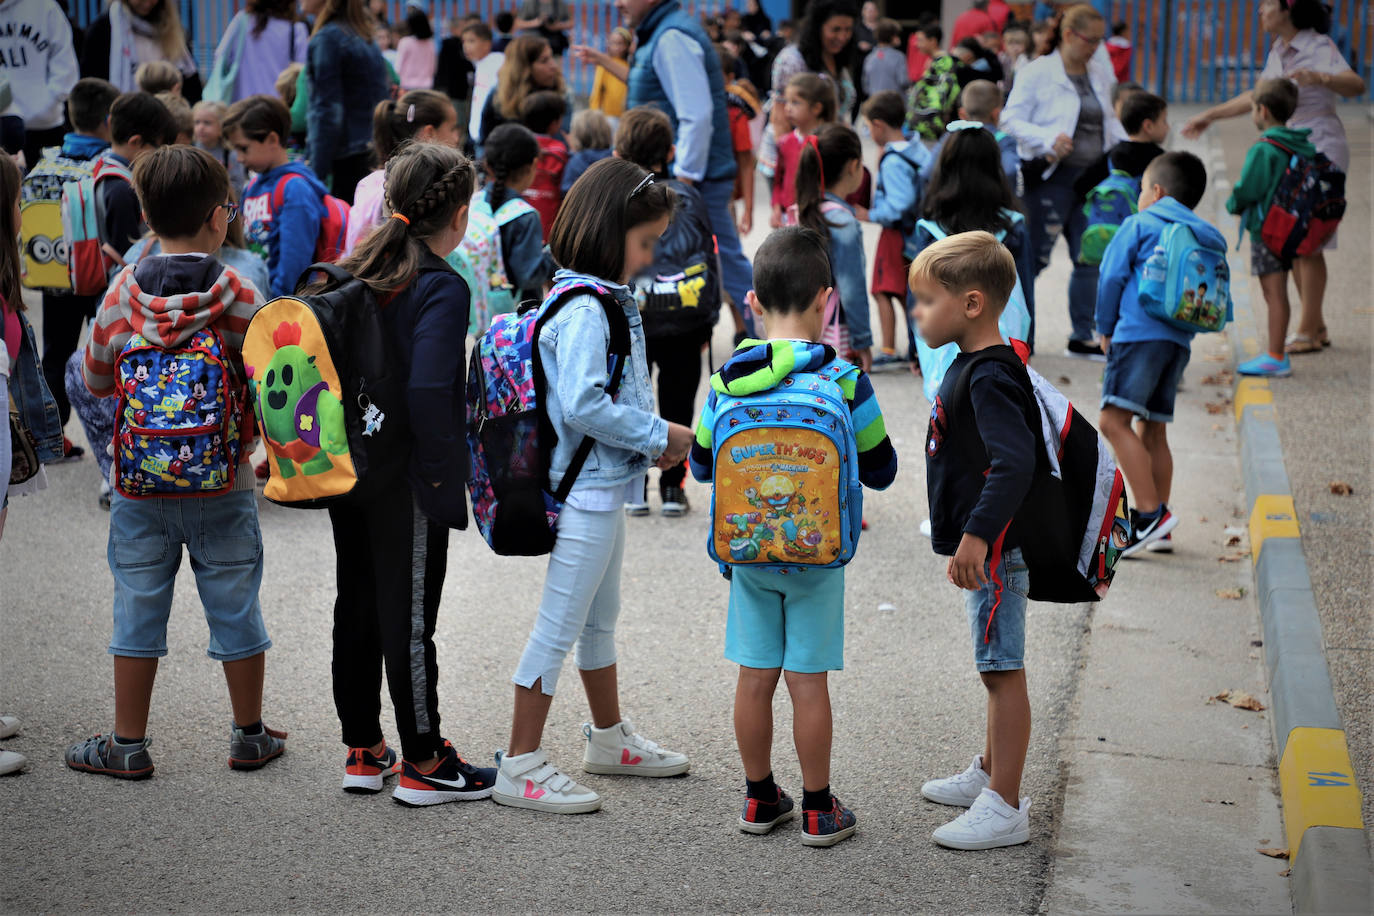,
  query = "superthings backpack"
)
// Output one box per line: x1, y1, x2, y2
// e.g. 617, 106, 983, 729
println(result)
1078, 165, 1140, 266
19, 145, 97, 291
1137, 218, 1232, 334
1258, 138, 1346, 260
448, 193, 536, 336
60, 153, 134, 296
706, 352, 863, 571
